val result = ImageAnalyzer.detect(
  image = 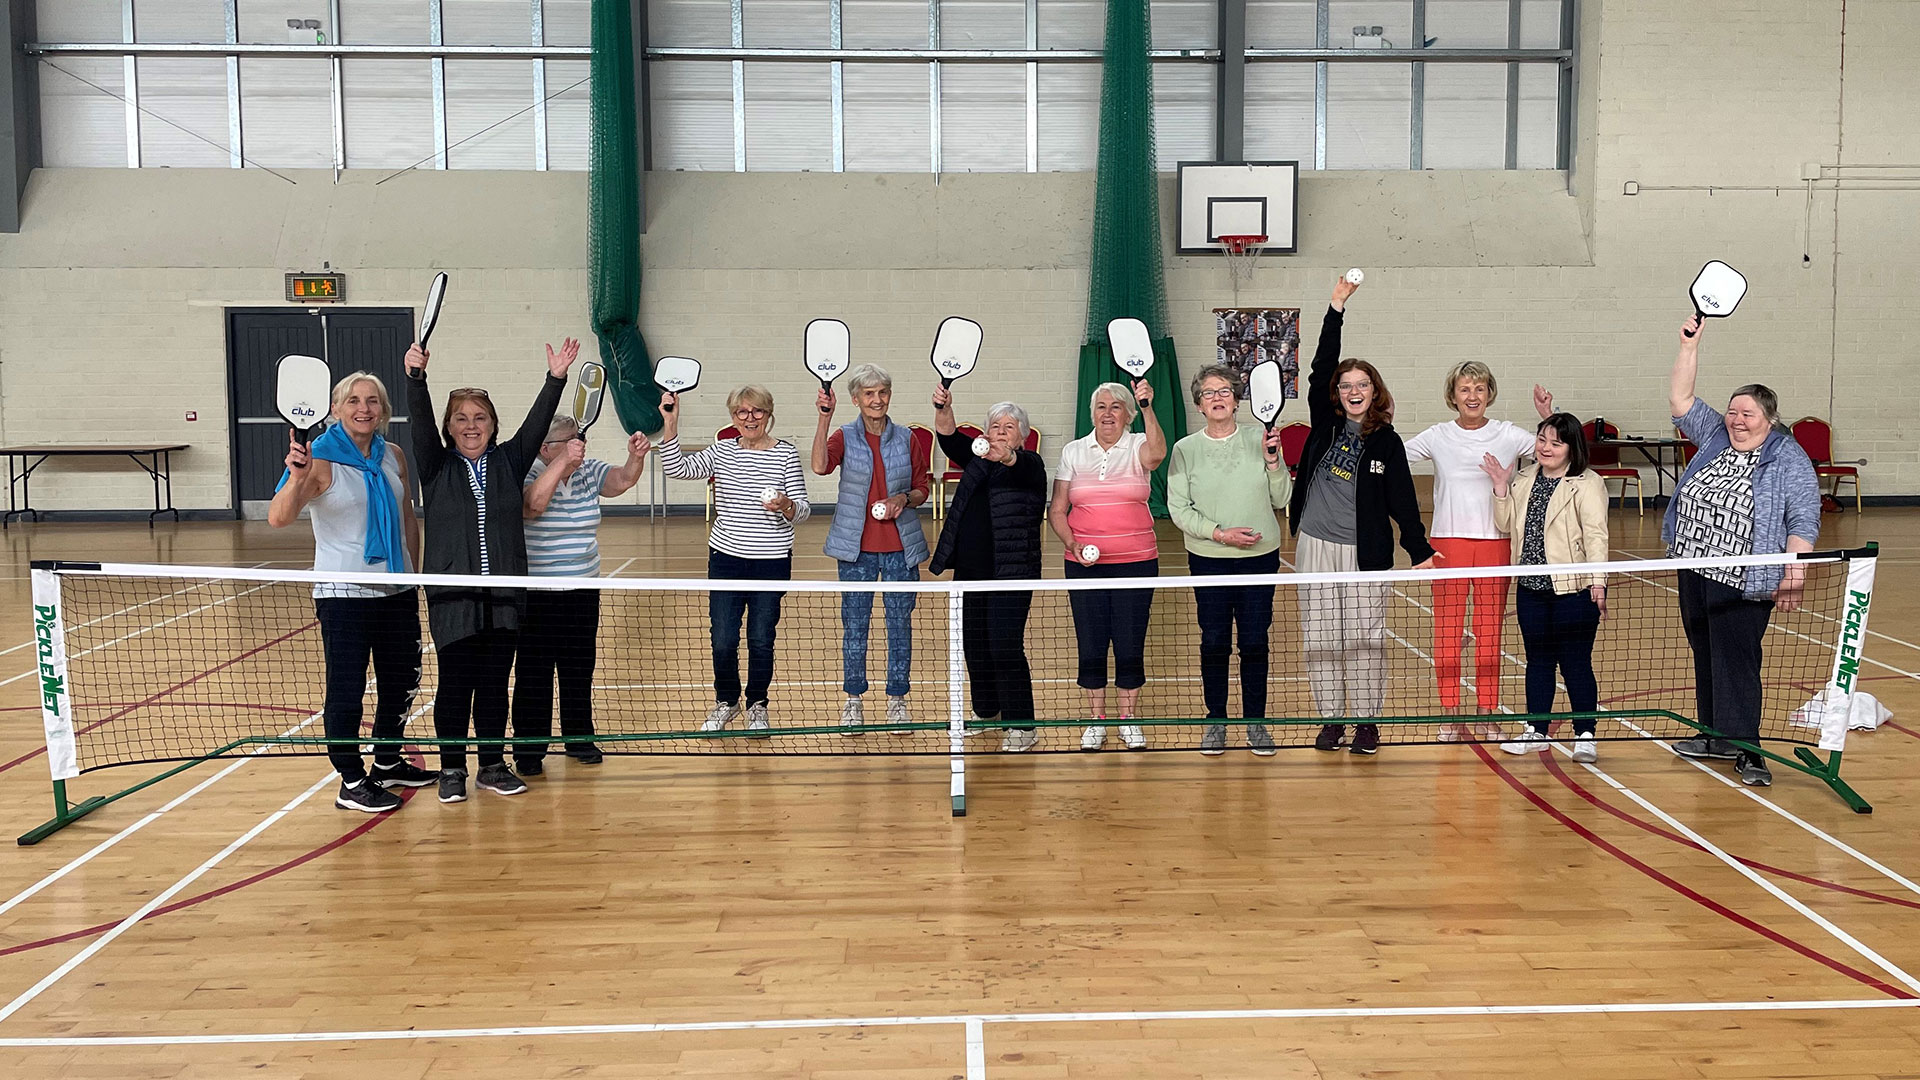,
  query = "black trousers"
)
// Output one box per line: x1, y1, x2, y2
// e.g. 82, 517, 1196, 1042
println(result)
315, 590, 422, 783
1064, 558, 1158, 691
1677, 569, 1774, 742
1515, 585, 1601, 734
960, 588, 1036, 728
434, 628, 517, 770
1190, 549, 1280, 720
512, 588, 600, 764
